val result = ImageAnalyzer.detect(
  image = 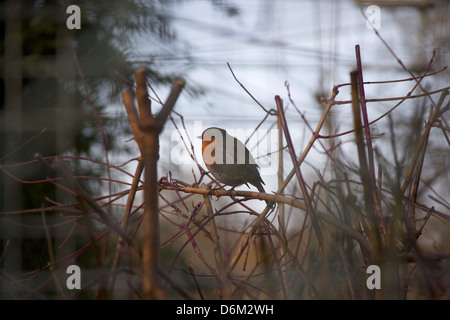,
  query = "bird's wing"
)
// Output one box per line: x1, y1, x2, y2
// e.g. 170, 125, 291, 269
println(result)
224, 136, 257, 165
